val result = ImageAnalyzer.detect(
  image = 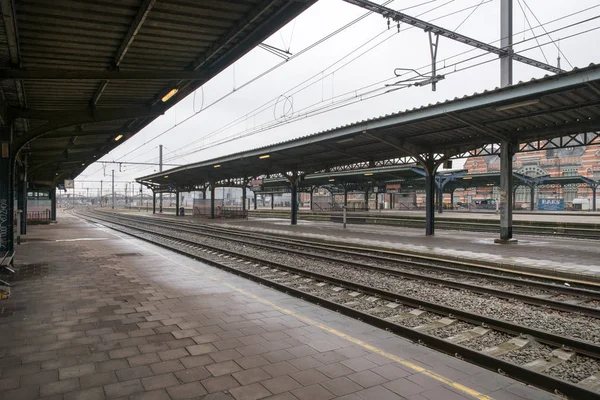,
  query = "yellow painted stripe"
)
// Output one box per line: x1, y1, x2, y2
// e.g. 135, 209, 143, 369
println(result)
101, 226, 494, 400
213, 279, 493, 400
